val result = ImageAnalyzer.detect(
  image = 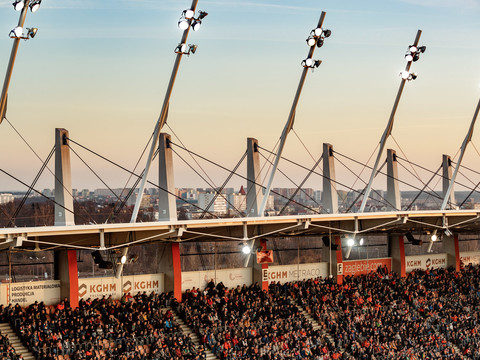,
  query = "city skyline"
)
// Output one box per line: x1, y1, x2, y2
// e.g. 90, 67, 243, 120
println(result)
0, 0, 479, 196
